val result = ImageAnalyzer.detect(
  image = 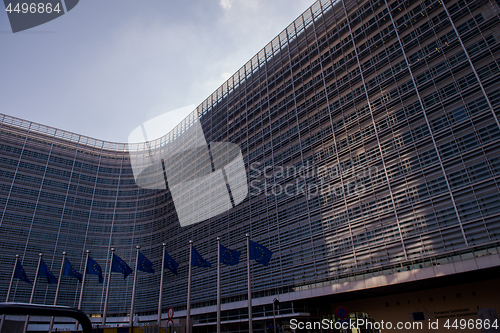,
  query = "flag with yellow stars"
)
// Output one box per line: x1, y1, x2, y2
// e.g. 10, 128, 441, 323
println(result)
86, 255, 103, 283
63, 257, 83, 282
39, 258, 58, 284
249, 240, 273, 266
164, 250, 179, 275
191, 246, 211, 268
111, 253, 133, 278
14, 260, 31, 284
137, 252, 155, 274
220, 244, 240, 266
